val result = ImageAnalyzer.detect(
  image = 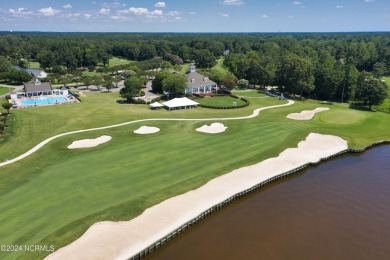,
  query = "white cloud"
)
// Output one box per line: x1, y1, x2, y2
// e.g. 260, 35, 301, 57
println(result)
39, 7, 60, 16
293, 1, 303, 5
9, 7, 33, 16
154, 2, 166, 8
262, 14, 269, 18
364, 0, 374, 2
189, 11, 196, 15
167, 11, 180, 16
218, 12, 229, 17
98, 8, 111, 15
84, 13, 92, 19
102, 2, 122, 8
62, 4, 72, 9
222, 0, 244, 6
128, 7, 149, 15
336, 5, 344, 8
151, 10, 163, 16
